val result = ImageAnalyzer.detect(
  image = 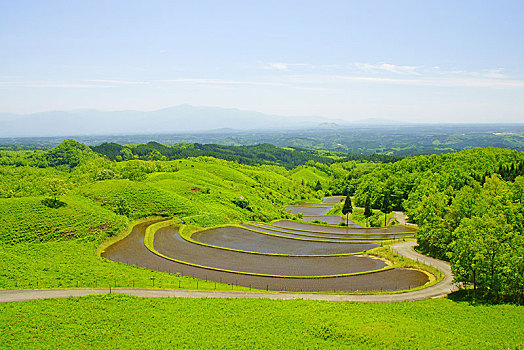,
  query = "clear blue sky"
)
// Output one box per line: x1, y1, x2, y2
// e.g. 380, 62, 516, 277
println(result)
1, 0, 523, 123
